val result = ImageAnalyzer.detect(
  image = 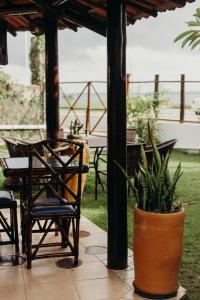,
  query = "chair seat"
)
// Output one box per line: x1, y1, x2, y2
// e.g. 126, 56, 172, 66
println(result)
0, 191, 16, 207
32, 197, 75, 216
